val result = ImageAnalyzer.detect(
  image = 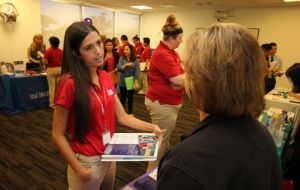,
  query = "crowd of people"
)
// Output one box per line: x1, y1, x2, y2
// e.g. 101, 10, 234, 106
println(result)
22, 14, 300, 190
